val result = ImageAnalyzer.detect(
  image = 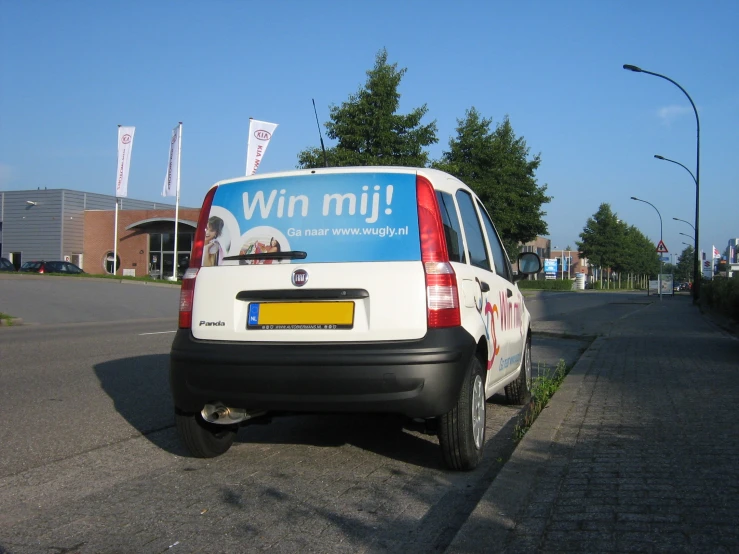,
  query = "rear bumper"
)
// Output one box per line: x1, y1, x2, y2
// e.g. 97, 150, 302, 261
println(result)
169, 327, 476, 418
